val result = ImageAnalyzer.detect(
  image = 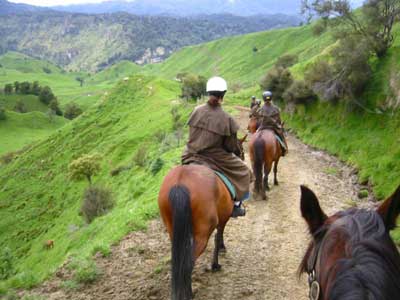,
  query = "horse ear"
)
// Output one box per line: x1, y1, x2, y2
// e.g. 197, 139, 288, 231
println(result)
239, 134, 248, 144
300, 185, 327, 235
377, 185, 400, 231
